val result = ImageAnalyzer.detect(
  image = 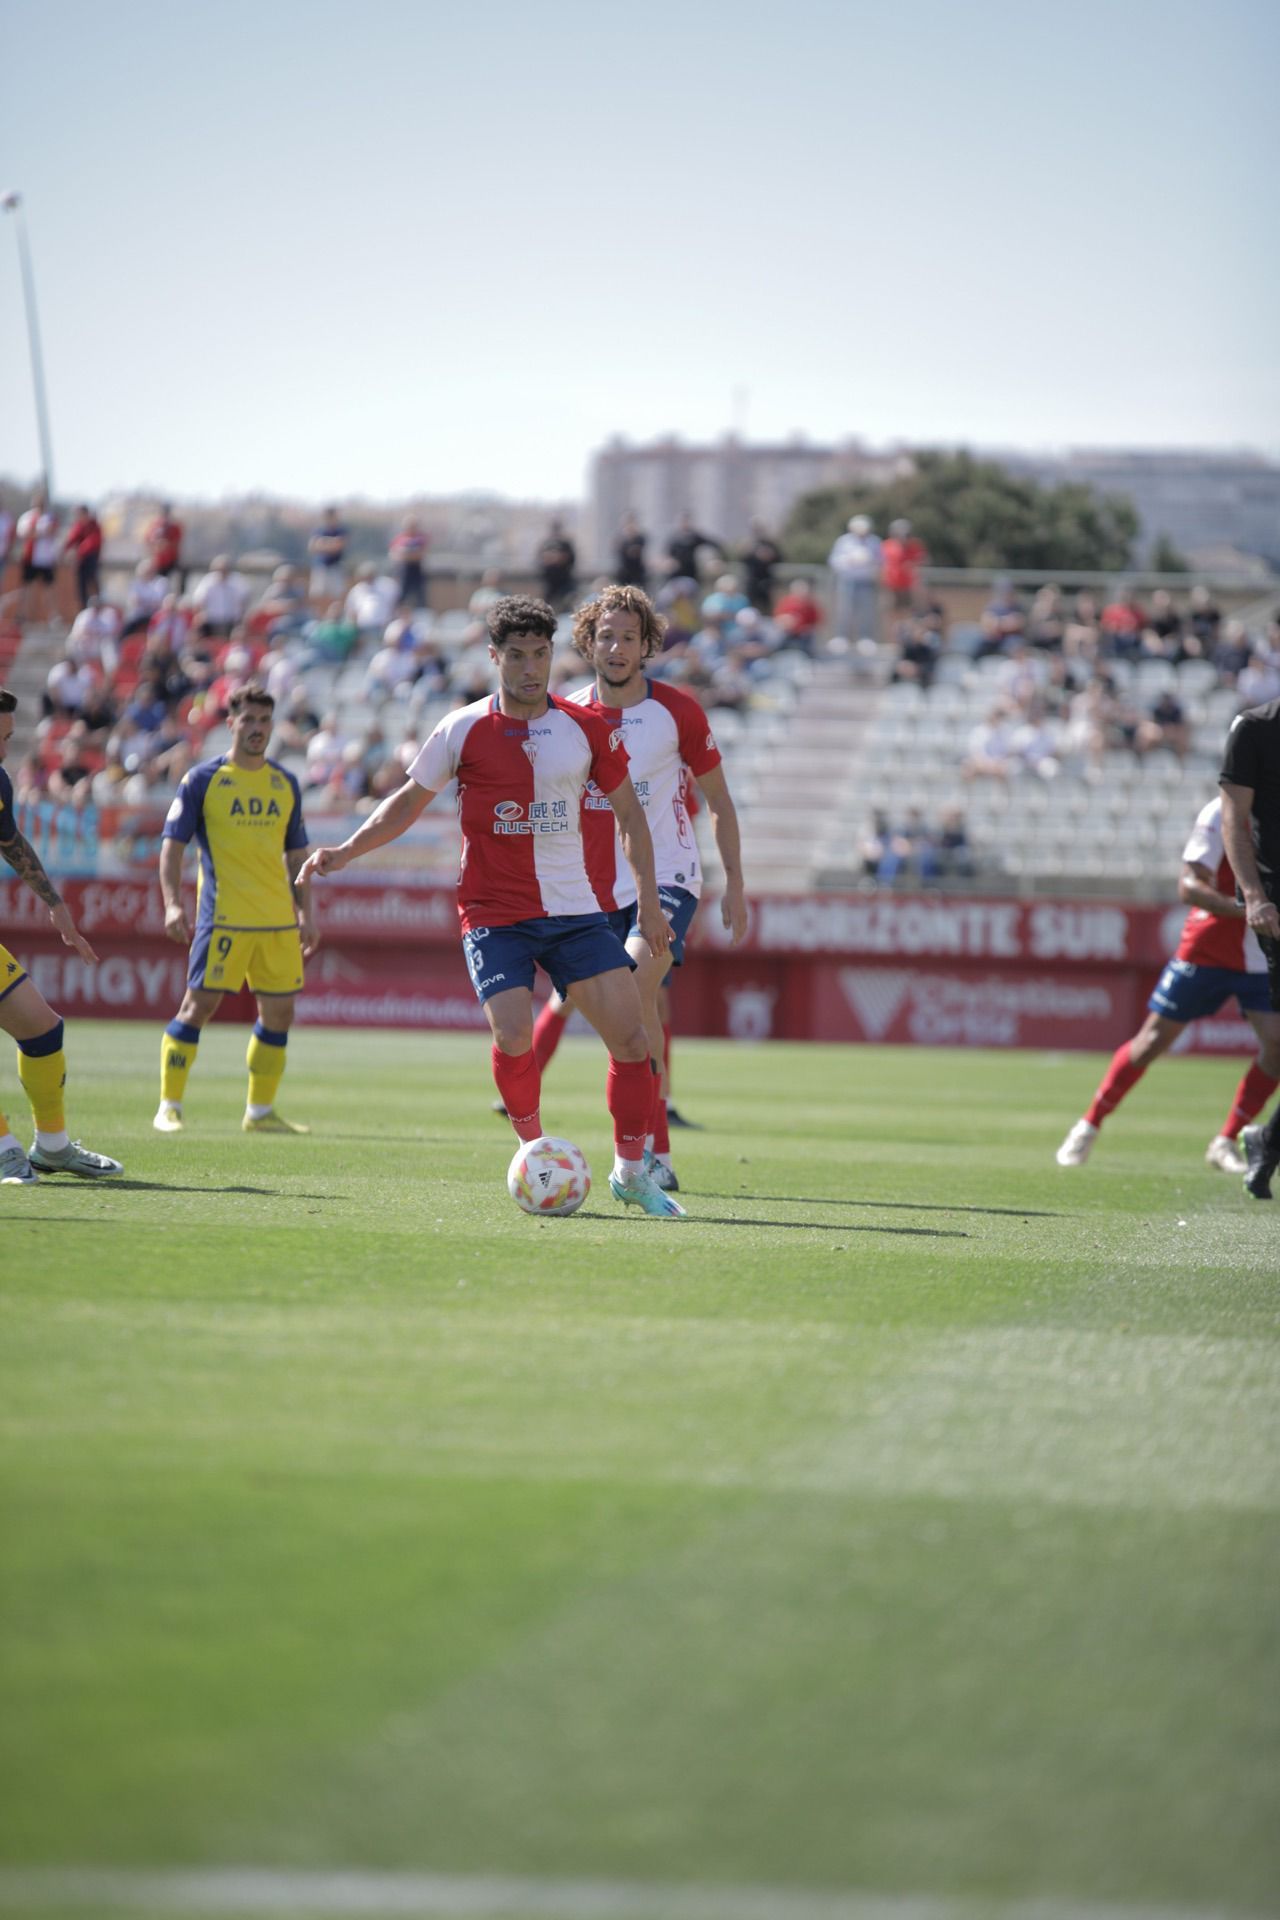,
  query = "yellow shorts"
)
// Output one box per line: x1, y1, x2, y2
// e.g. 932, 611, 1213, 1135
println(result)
0, 941, 29, 1005
190, 924, 304, 997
